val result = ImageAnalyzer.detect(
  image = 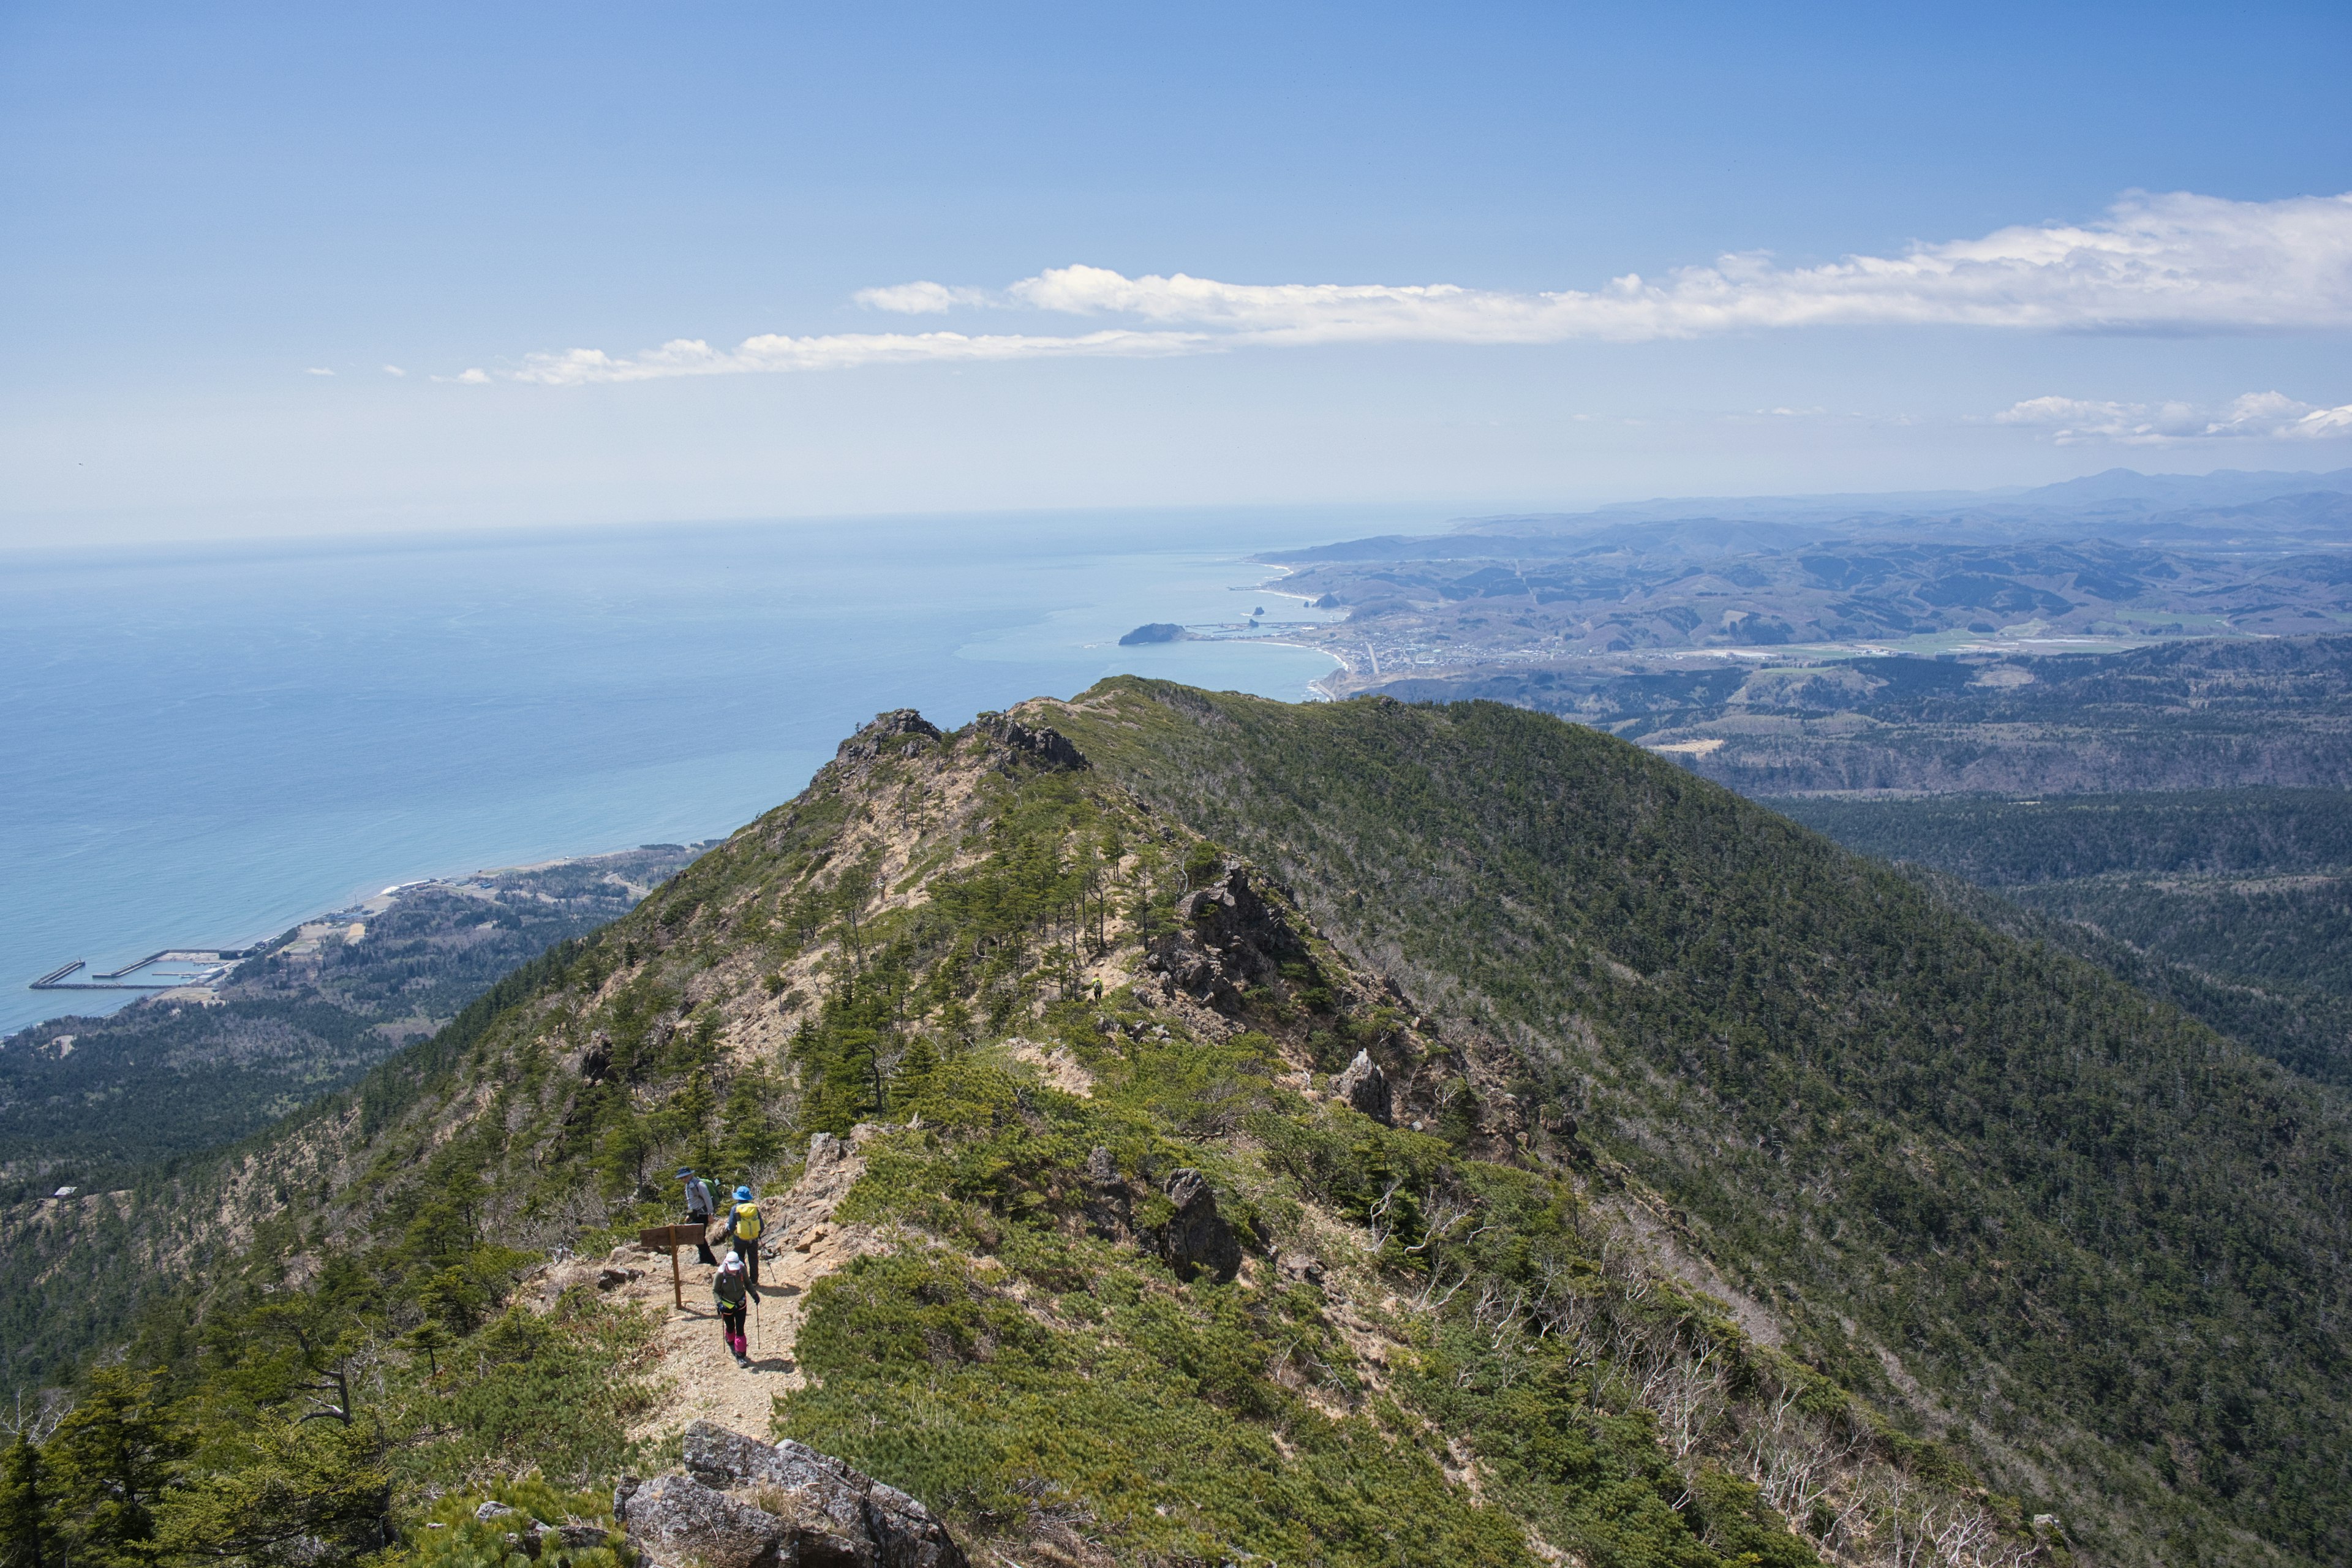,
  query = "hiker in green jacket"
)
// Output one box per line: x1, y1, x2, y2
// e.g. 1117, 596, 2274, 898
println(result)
713, 1253, 751, 1366
723, 1185, 765, 1287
